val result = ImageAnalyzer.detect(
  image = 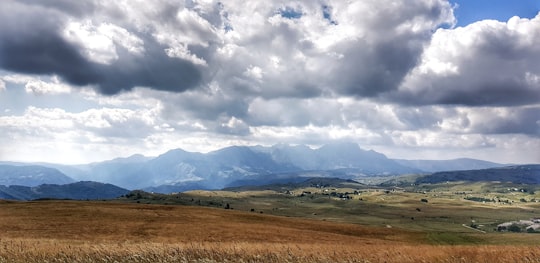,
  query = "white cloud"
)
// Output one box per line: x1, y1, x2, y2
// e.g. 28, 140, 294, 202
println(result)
164, 44, 208, 66
398, 12, 540, 106
243, 65, 263, 81
63, 20, 144, 64
2, 74, 72, 95
0, 104, 162, 142
0, 103, 169, 163
219, 116, 250, 135
2, 74, 36, 84
24, 76, 71, 95
0, 79, 5, 91
81, 86, 164, 108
